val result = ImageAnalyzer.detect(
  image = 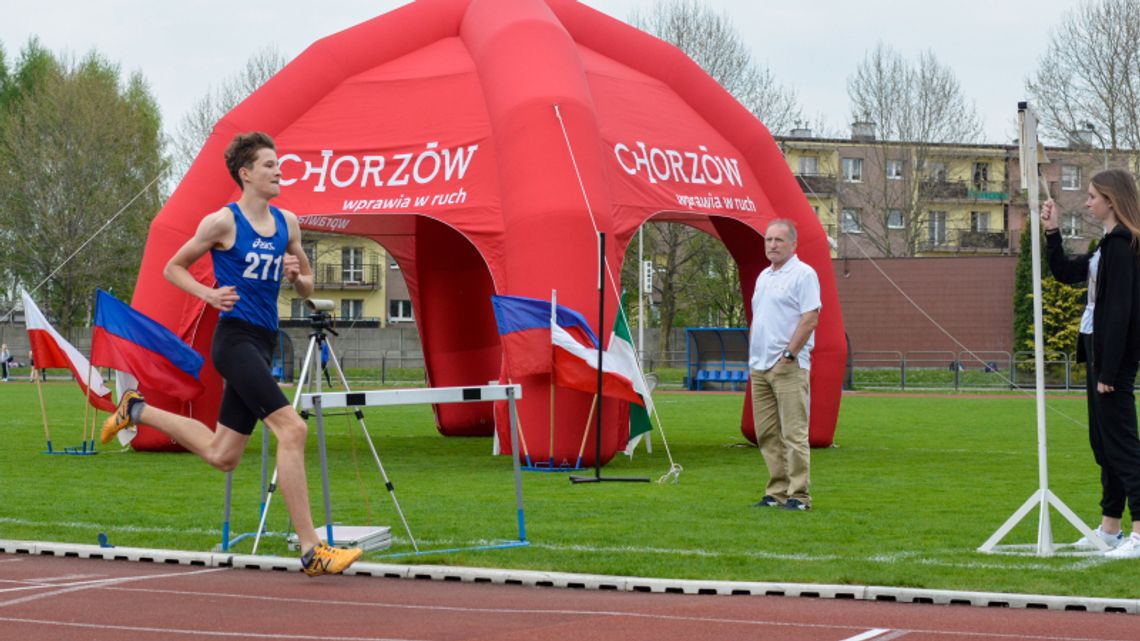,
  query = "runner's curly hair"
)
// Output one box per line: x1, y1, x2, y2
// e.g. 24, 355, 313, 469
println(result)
224, 131, 276, 189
